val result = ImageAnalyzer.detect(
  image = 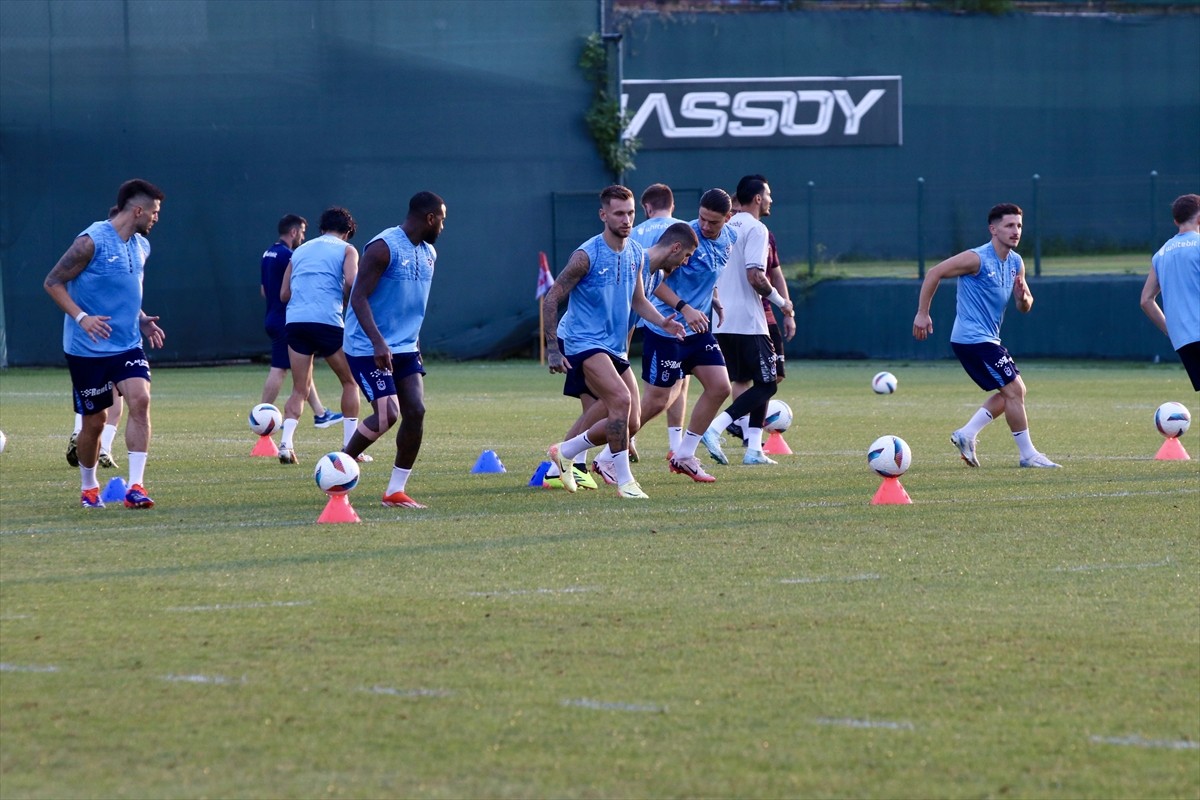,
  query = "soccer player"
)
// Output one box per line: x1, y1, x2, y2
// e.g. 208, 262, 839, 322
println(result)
703, 175, 794, 466
913, 202, 1060, 468
340, 192, 447, 509
1140, 193, 1200, 391
542, 185, 687, 499
637, 189, 736, 483
259, 214, 340, 427
43, 178, 166, 508
277, 207, 361, 465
